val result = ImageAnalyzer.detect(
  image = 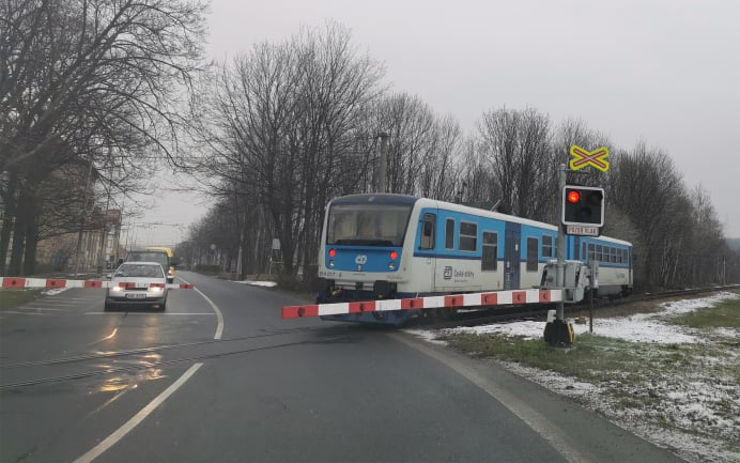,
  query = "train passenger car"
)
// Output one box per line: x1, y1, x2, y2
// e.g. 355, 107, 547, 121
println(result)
566, 235, 633, 296
317, 193, 632, 325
